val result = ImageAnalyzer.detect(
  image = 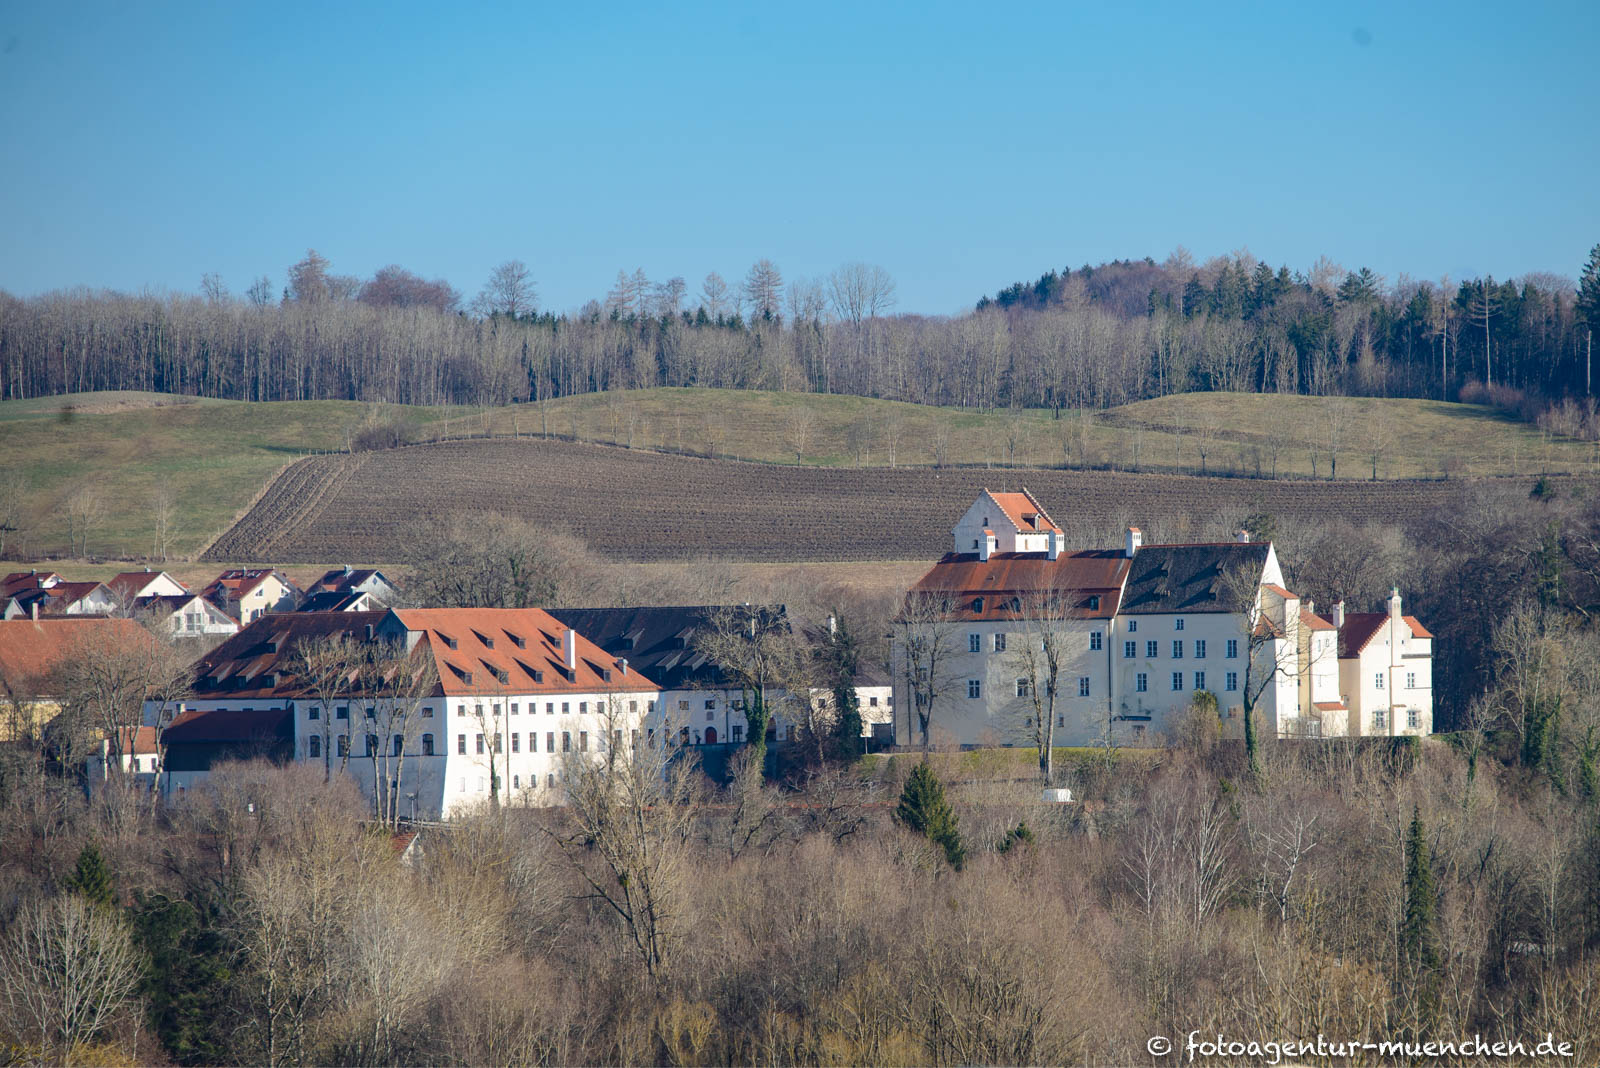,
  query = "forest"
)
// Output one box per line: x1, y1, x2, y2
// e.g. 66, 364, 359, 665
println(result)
3, 247, 1597, 426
